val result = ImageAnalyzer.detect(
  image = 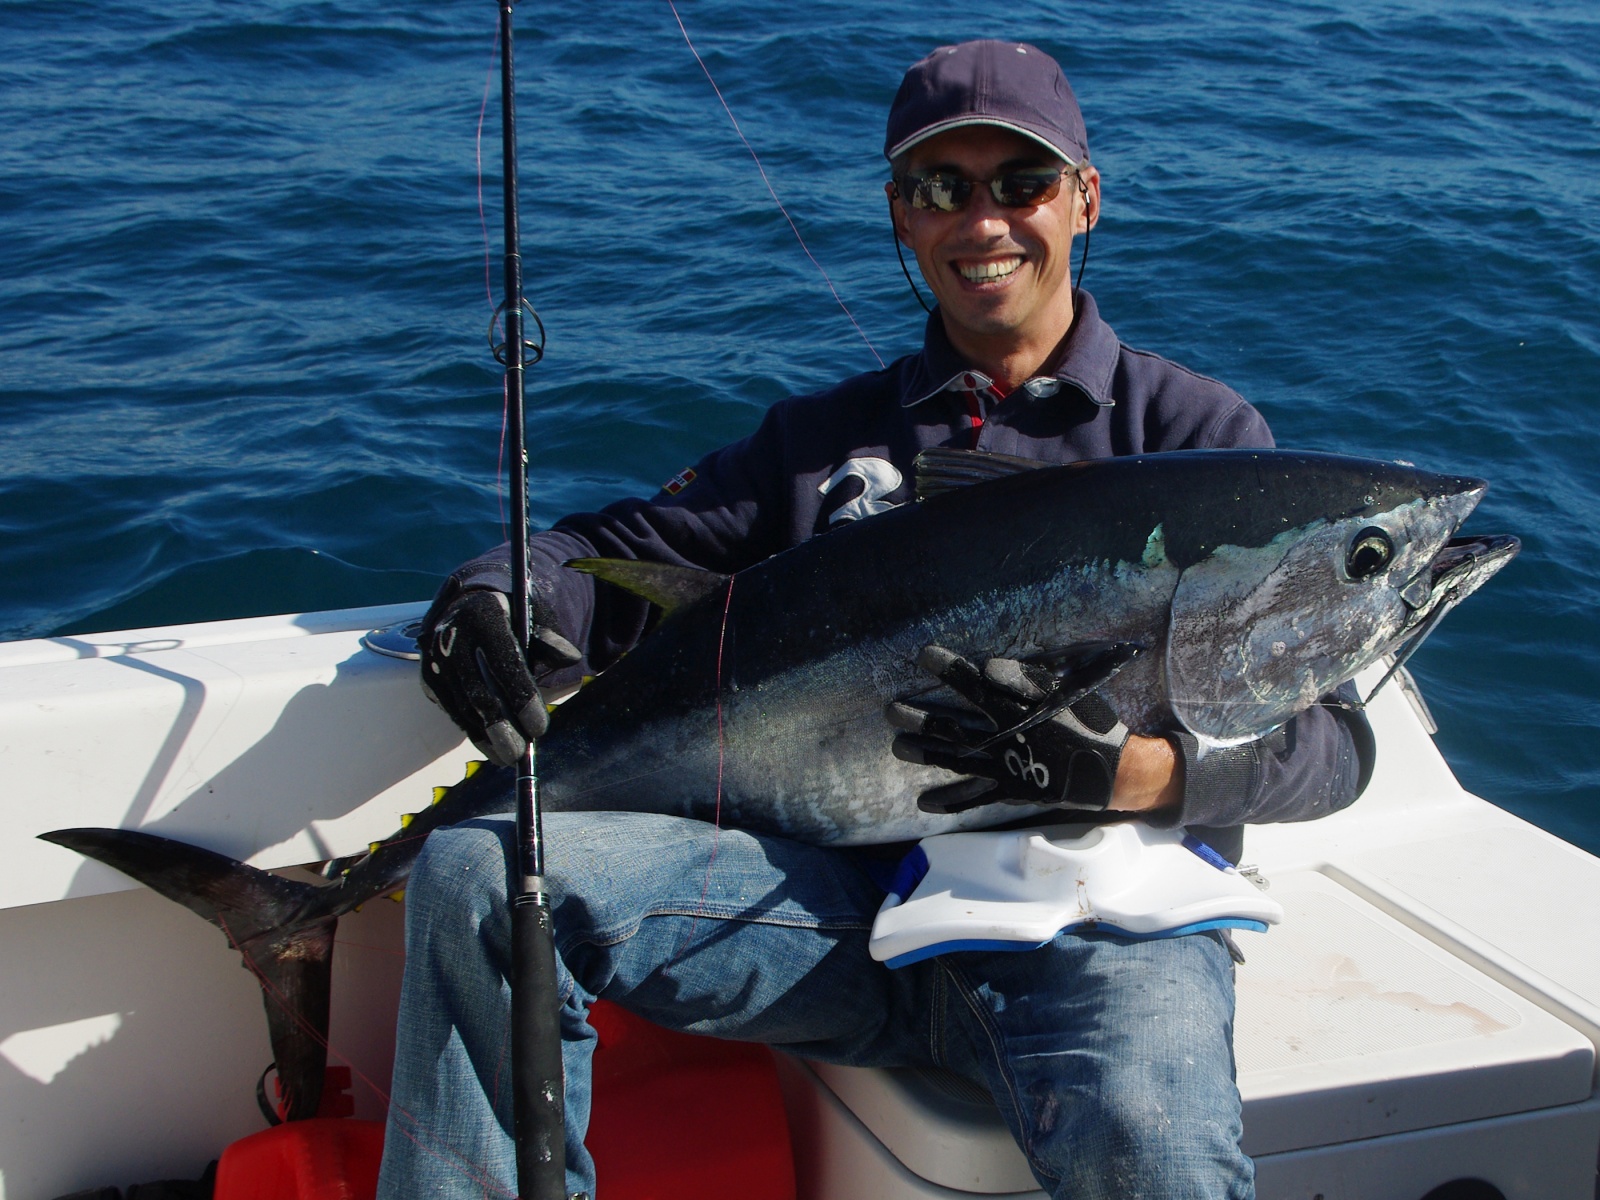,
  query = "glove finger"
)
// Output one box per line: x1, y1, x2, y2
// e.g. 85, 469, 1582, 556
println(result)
444, 598, 559, 748
530, 625, 582, 670
916, 645, 982, 691
916, 776, 998, 814
421, 591, 557, 753
511, 691, 549, 742
474, 647, 550, 745
892, 734, 998, 777
884, 700, 993, 742
424, 636, 523, 757
421, 649, 494, 749
456, 598, 545, 739
917, 646, 1030, 724
442, 645, 517, 749
1068, 692, 1126, 739
981, 657, 1053, 703
476, 719, 527, 768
